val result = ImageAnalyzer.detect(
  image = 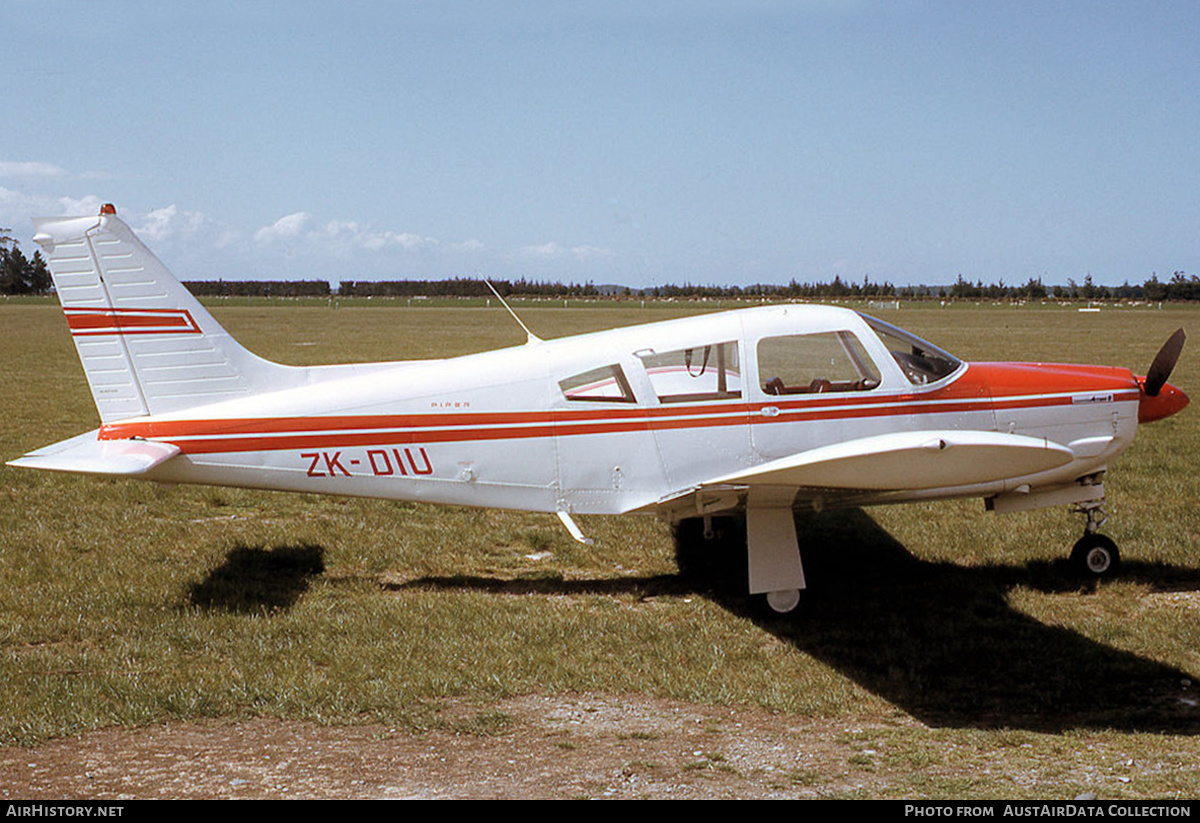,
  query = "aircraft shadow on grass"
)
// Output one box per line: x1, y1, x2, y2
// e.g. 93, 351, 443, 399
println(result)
396, 509, 1200, 734
187, 543, 325, 613
733, 509, 1200, 734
